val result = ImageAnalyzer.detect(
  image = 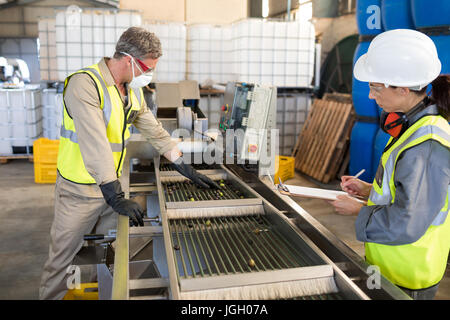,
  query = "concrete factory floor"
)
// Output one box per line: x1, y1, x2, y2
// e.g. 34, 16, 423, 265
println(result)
0, 159, 449, 300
